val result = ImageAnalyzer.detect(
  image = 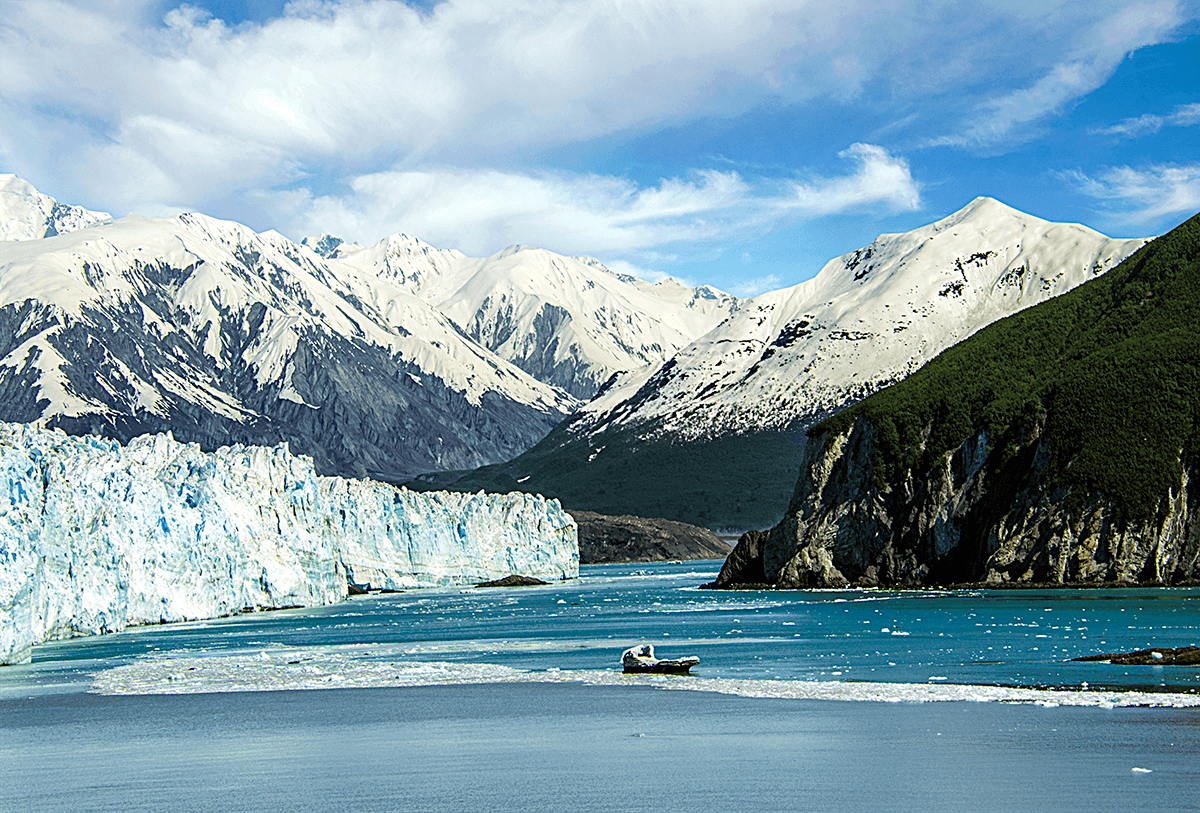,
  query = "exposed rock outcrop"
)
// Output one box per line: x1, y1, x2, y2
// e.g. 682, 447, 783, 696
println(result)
568, 510, 731, 564
710, 416, 1200, 589
1074, 646, 1200, 666
474, 575, 550, 587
